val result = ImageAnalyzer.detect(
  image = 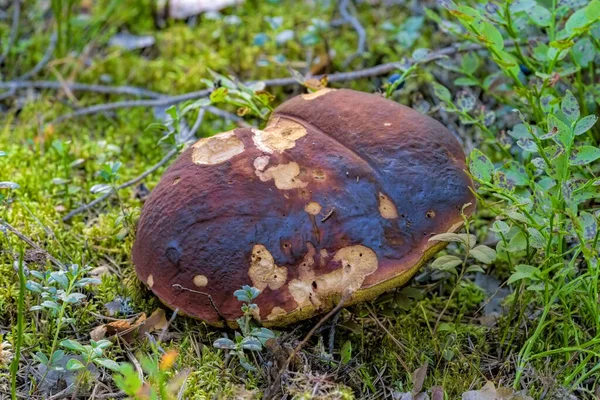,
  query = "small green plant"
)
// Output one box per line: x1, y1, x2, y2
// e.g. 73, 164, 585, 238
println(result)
212, 285, 275, 372
9, 250, 25, 400
428, 205, 497, 333
204, 70, 275, 120
90, 161, 132, 238
26, 264, 100, 389
113, 350, 187, 399
60, 338, 120, 372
